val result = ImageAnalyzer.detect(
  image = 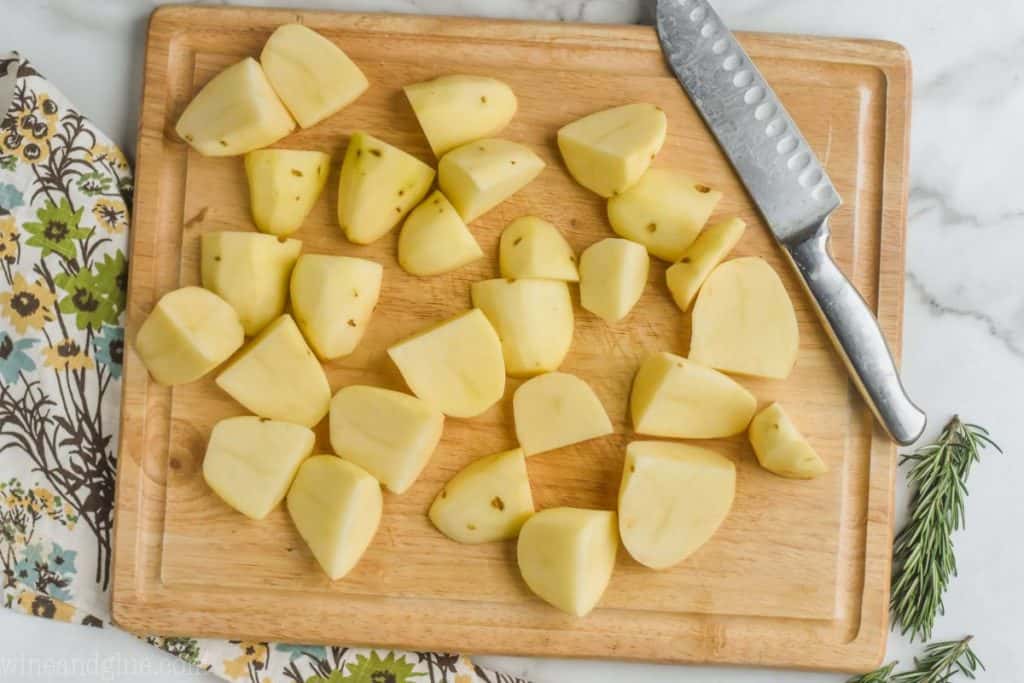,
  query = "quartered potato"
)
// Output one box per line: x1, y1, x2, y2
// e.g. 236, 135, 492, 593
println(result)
215, 315, 331, 428
578, 238, 649, 323
631, 352, 756, 439
498, 216, 578, 282
438, 138, 545, 222
200, 231, 302, 336
287, 455, 382, 580
387, 309, 505, 418
429, 448, 534, 543
175, 57, 294, 156
203, 416, 314, 520
607, 169, 722, 262
405, 74, 517, 156
689, 257, 799, 379
471, 278, 574, 377
748, 403, 828, 479
398, 191, 483, 276
337, 132, 435, 244
245, 149, 330, 237
261, 23, 369, 128
290, 254, 382, 360
517, 507, 618, 616
557, 103, 666, 197
329, 385, 444, 494
513, 372, 613, 456
135, 286, 244, 386
618, 441, 735, 569
666, 217, 747, 311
